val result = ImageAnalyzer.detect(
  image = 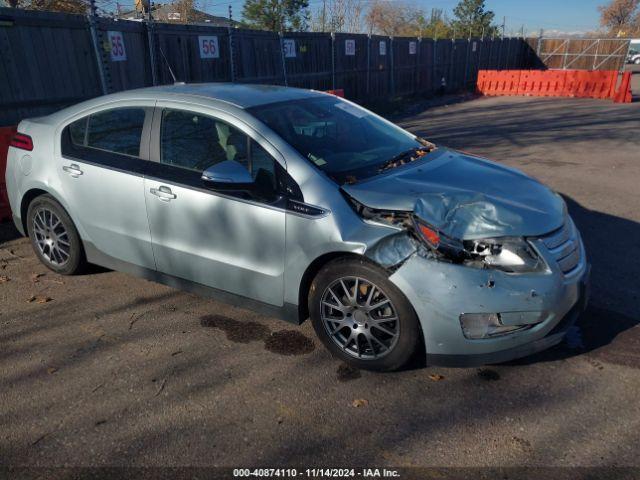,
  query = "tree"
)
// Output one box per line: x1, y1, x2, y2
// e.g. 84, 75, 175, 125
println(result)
310, 0, 364, 33
242, 0, 310, 32
451, 0, 497, 37
364, 0, 422, 36
598, 0, 640, 36
418, 8, 454, 38
2, 0, 92, 14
